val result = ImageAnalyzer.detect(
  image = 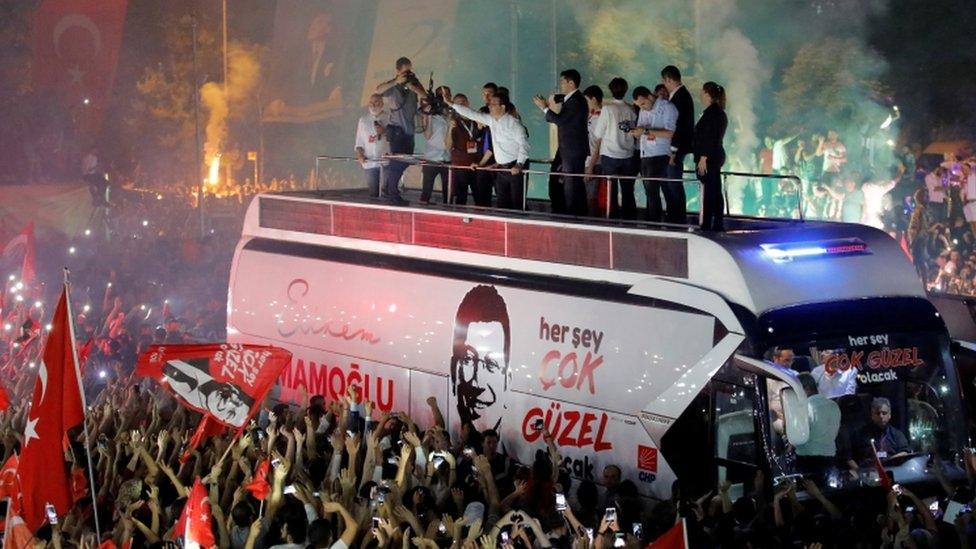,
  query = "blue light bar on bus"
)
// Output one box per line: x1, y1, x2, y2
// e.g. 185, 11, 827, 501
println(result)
760, 238, 870, 263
